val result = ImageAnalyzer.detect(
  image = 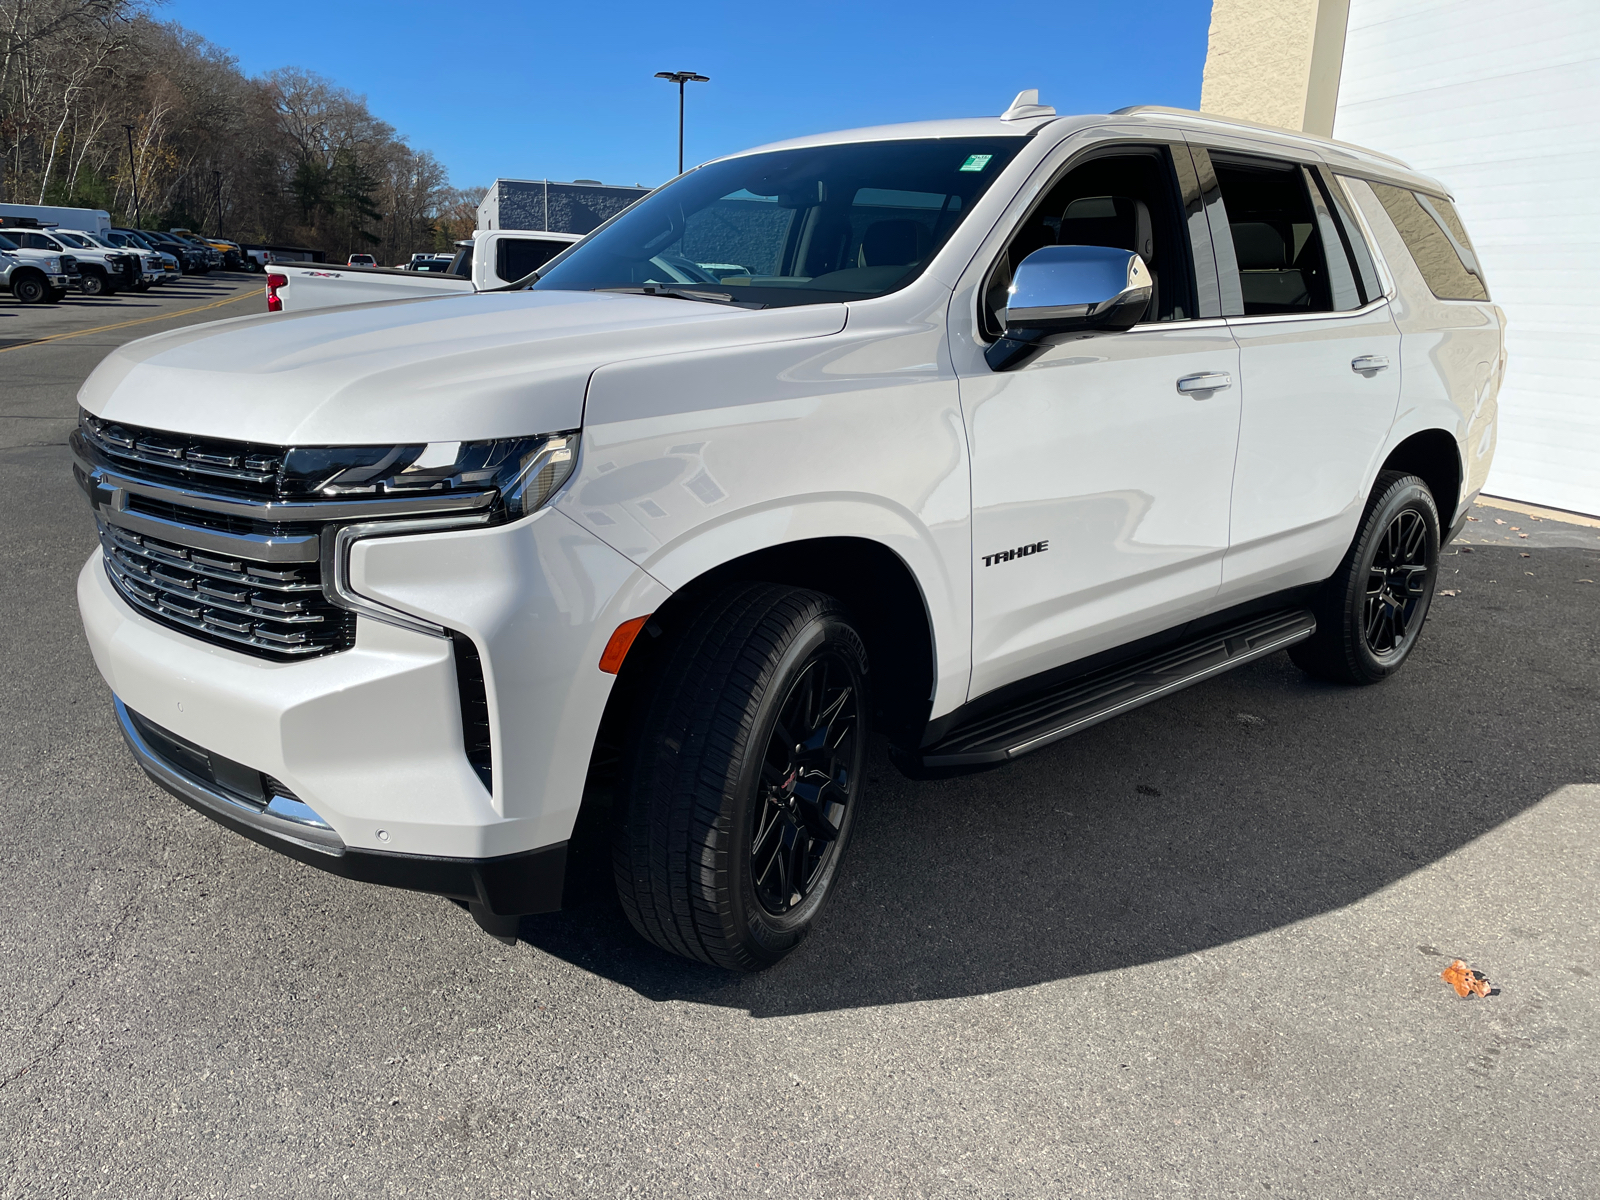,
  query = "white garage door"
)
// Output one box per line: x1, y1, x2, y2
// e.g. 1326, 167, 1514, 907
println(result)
1334, 0, 1600, 516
